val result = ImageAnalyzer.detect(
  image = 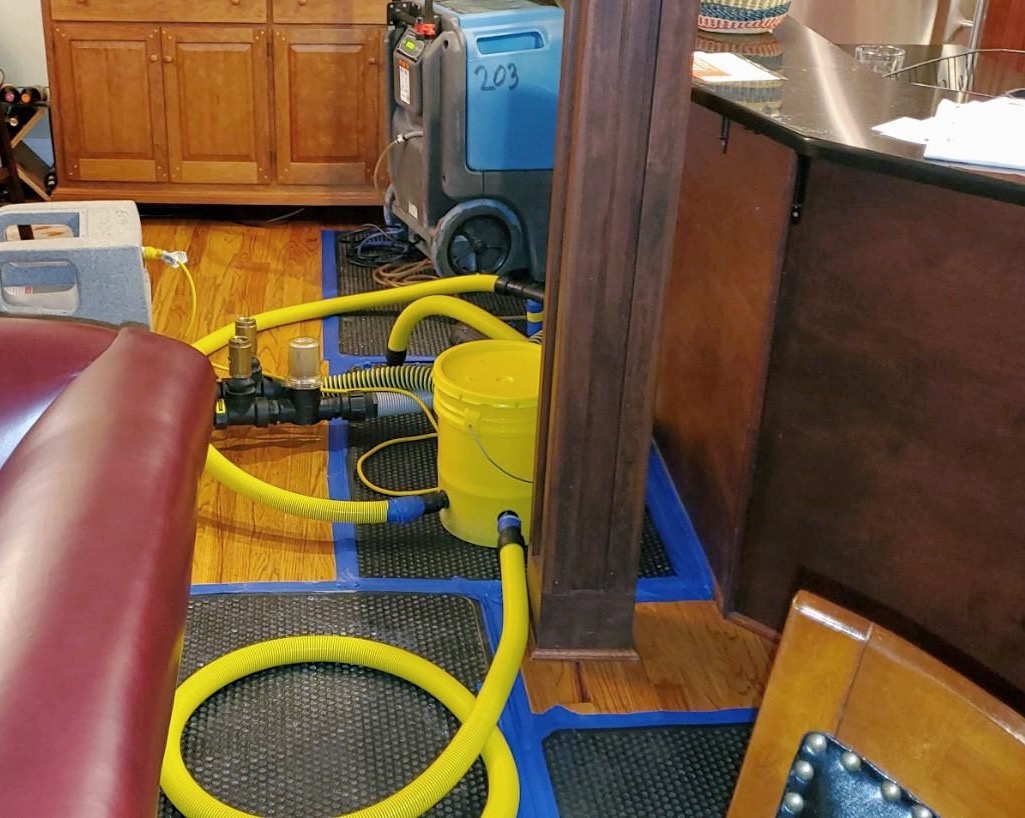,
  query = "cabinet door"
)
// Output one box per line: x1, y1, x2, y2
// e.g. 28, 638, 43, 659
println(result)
272, 26, 382, 186
162, 27, 271, 185
51, 22, 168, 183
